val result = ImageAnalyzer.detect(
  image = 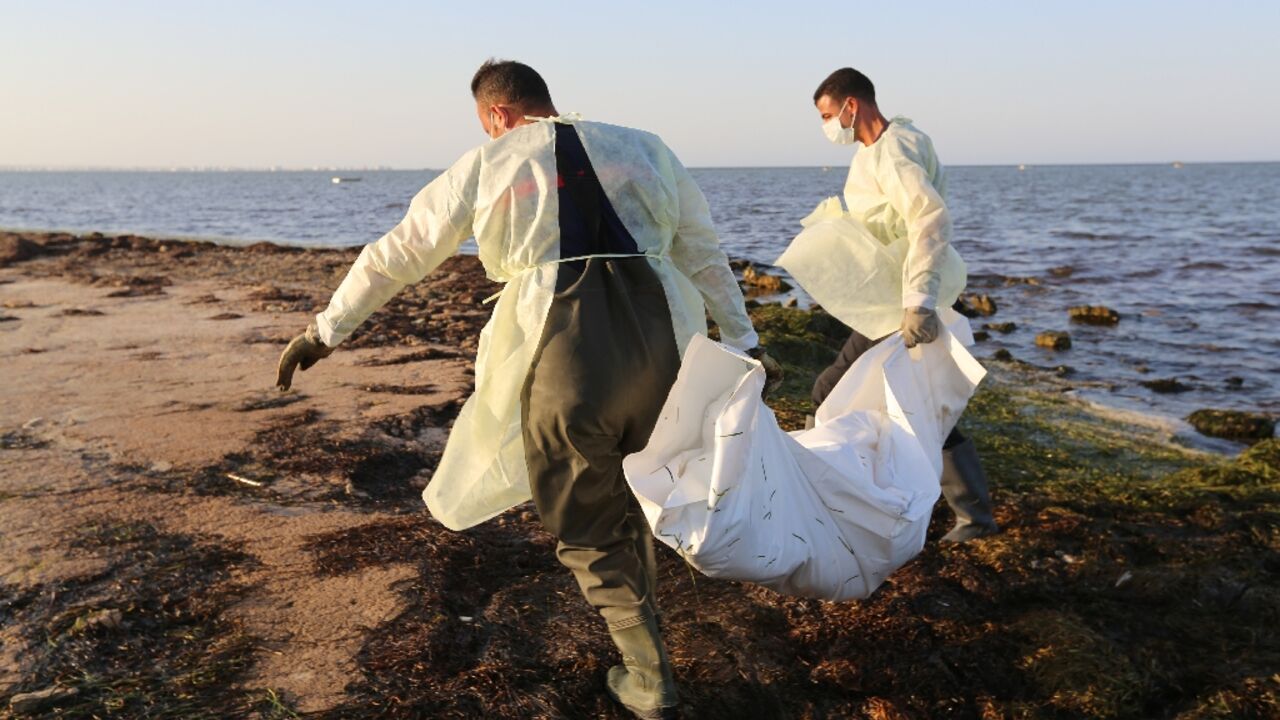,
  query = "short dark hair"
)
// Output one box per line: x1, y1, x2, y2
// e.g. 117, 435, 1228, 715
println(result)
471, 59, 553, 109
813, 67, 876, 105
